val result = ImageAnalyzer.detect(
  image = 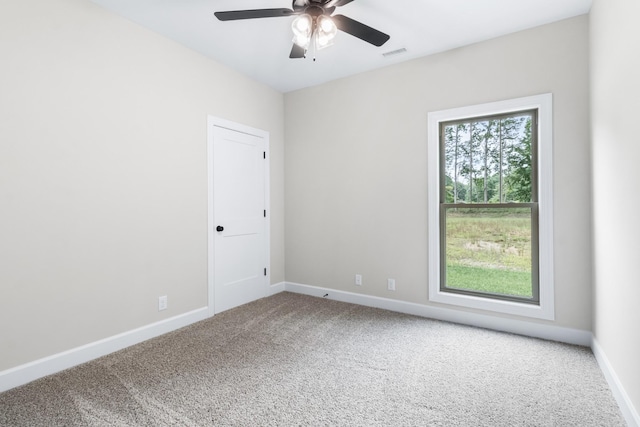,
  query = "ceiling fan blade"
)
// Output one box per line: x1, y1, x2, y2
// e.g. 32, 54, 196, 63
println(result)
325, 0, 355, 7
332, 14, 390, 47
214, 8, 295, 21
289, 44, 306, 59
